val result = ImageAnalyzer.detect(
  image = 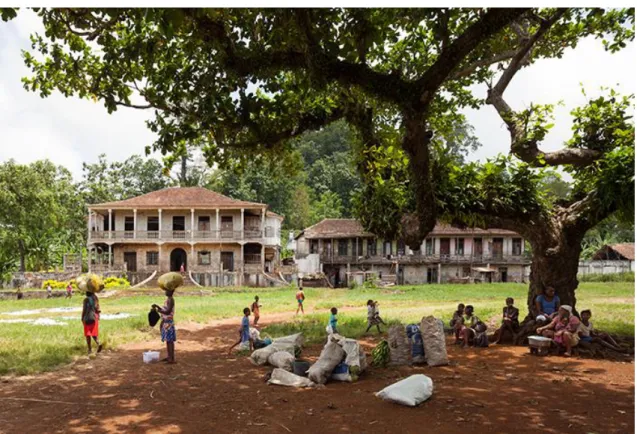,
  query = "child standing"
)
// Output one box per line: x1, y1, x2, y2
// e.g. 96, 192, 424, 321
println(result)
365, 300, 382, 334
152, 288, 176, 363
82, 290, 102, 355
66, 283, 73, 299
46, 283, 52, 299
295, 286, 305, 315
328, 307, 338, 334
251, 296, 262, 326
229, 308, 253, 353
